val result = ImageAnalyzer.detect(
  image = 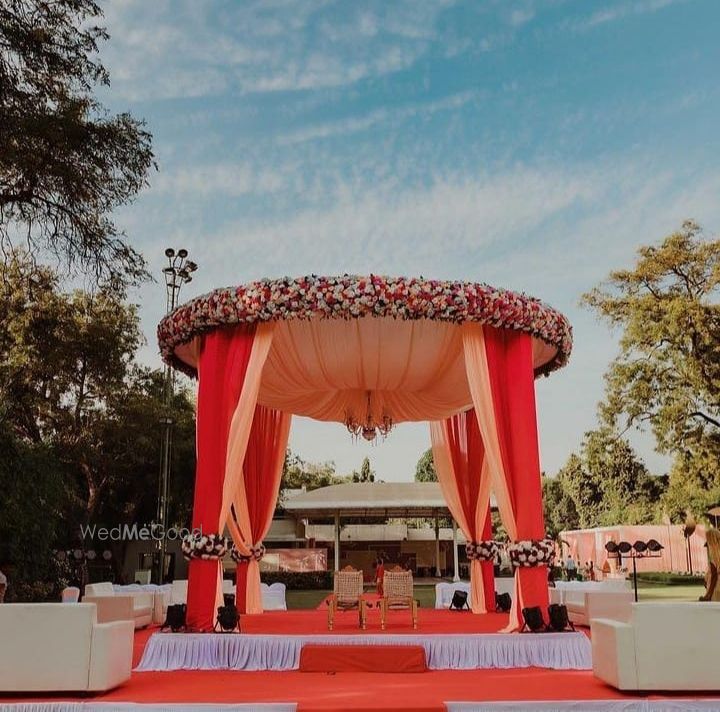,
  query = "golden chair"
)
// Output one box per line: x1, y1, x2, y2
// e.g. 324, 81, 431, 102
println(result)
327, 565, 367, 630
380, 567, 418, 630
